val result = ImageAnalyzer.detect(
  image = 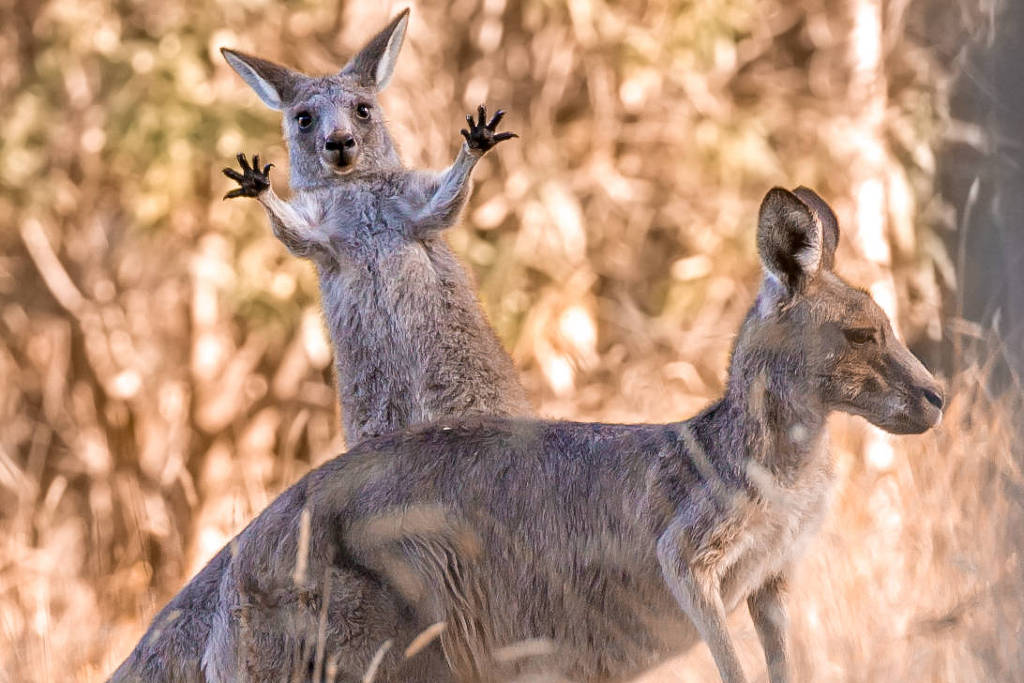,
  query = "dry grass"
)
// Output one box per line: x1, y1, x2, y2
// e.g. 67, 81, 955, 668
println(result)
0, 0, 1019, 681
